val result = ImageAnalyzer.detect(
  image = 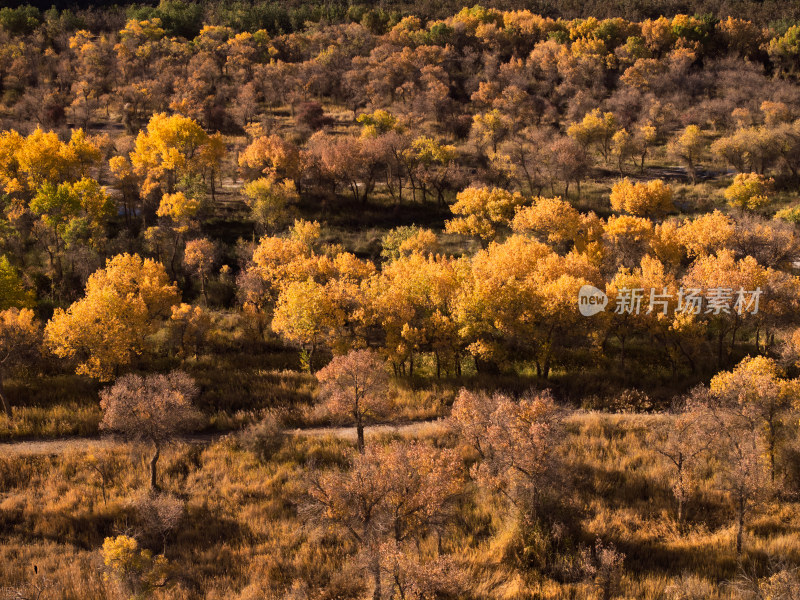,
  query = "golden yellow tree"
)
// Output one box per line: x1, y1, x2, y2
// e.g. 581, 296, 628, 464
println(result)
356, 109, 400, 138
239, 223, 320, 311
511, 197, 584, 251
610, 178, 673, 217
650, 220, 686, 270
129, 113, 223, 197
676, 210, 734, 259
380, 226, 440, 261
724, 173, 774, 212
604, 255, 702, 372
272, 278, 349, 371
668, 125, 704, 183
444, 186, 526, 242
156, 191, 200, 275
711, 356, 799, 483
368, 251, 465, 377
681, 250, 774, 366
269, 245, 375, 368
471, 109, 511, 154
242, 176, 298, 234
102, 535, 170, 598
567, 108, 619, 163
603, 214, 654, 268
611, 128, 636, 173
0, 128, 103, 198
45, 254, 180, 380
455, 235, 599, 376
